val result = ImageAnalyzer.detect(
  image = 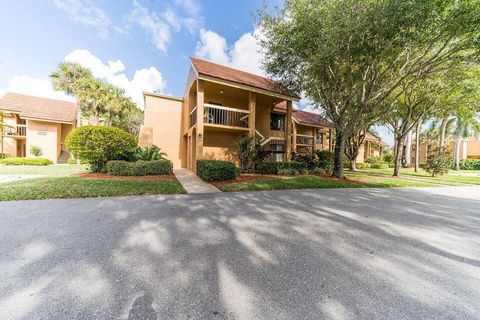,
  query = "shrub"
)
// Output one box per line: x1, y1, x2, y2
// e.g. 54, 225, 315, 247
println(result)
256, 161, 308, 174
106, 160, 173, 176
134, 145, 167, 161
310, 167, 326, 175
383, 150, 394, 164
356, 163, 371, 169
459, 158, 480, 170
278, 168, 299, 176
425, 146, 454, 177
67, 158, 90, 164
66, 126, 137, 172
315, 150, 334, 170
293, 152, 319, 170
370, 162, 390, 169
196, 160, 237, 182
0, 157, 52, 165
29, 145, 42, 157
237, 135, 269, 173
366, 156, 382, 164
